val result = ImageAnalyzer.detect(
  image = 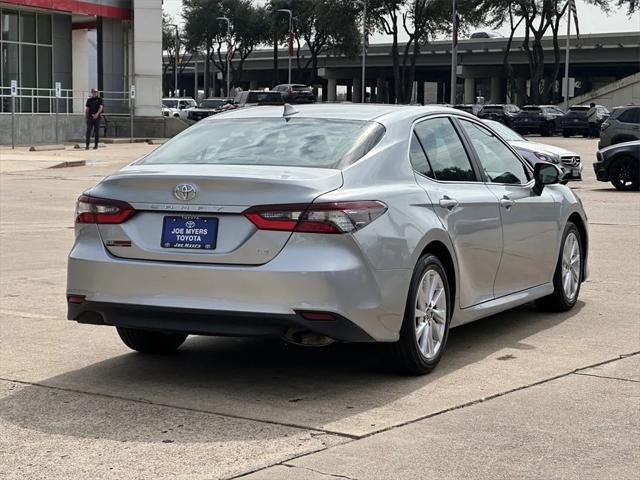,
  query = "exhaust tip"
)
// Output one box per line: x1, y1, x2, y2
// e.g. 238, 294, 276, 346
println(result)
283, 327, 335, 347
